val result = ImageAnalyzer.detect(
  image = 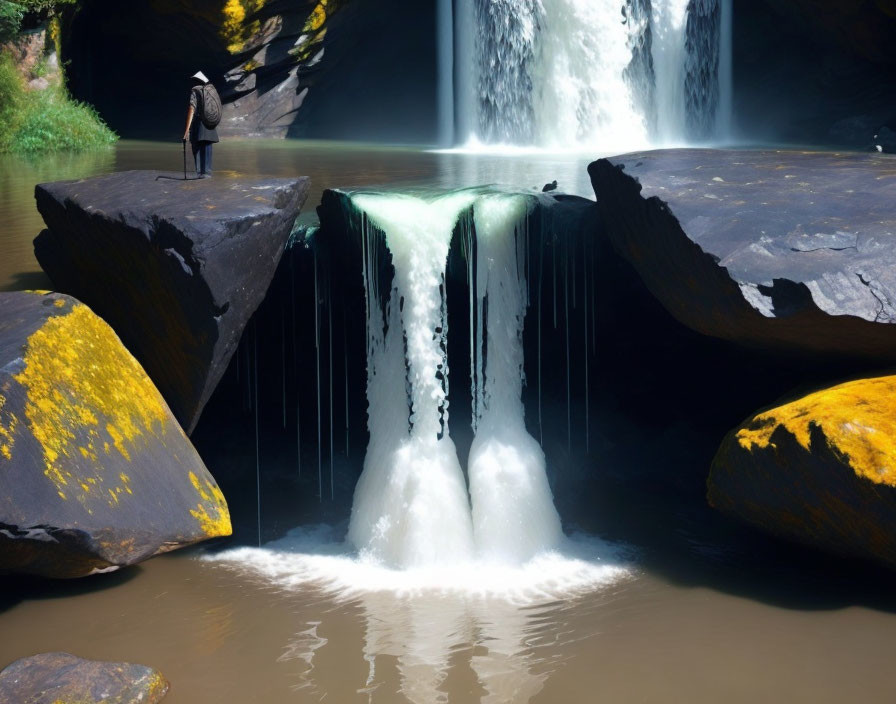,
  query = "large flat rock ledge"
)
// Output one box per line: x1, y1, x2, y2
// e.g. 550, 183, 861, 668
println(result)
589, 149, 896, 363
34, 170, 310, 433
